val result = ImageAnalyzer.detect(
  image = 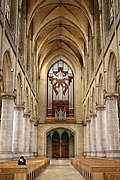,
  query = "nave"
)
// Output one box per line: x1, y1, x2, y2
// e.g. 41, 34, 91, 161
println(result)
35, 159, 85, 180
